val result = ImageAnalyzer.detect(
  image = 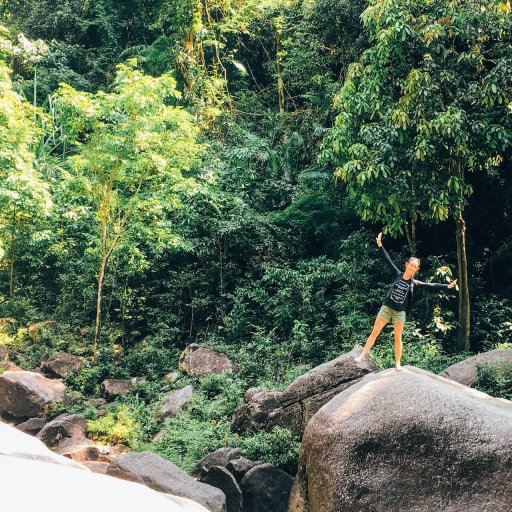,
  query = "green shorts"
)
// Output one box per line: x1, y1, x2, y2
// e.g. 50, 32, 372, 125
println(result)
378, 305, 406, 324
